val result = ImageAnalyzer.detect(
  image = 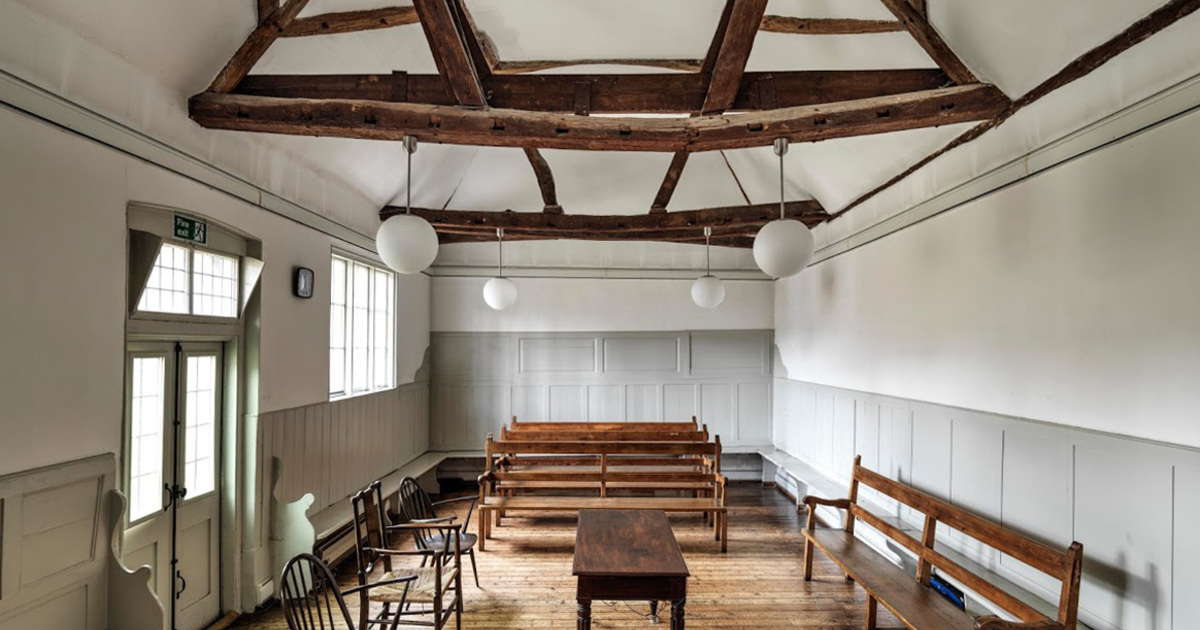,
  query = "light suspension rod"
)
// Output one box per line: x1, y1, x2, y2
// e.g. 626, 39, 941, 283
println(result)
774, 138, 788, 220
403, 135, 417, 214
497, 227, 505, 277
